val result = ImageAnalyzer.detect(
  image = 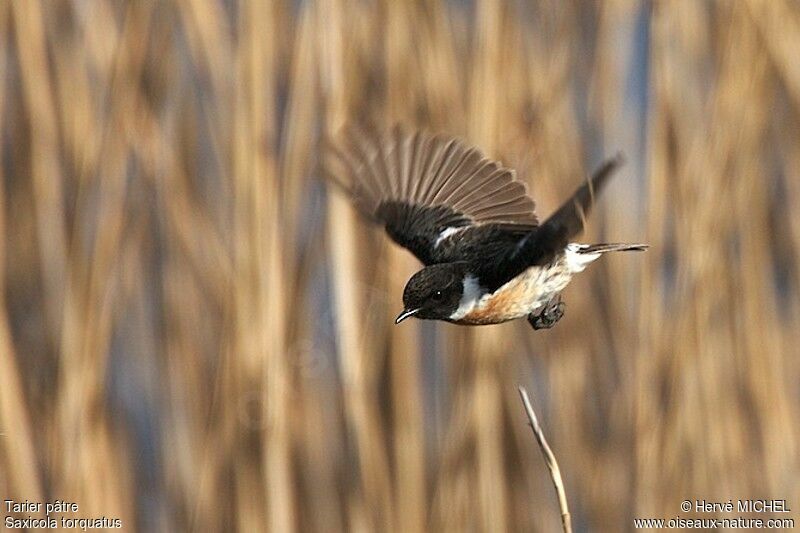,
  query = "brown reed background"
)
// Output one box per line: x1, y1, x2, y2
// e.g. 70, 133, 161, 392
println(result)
1, 0, 799, 531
